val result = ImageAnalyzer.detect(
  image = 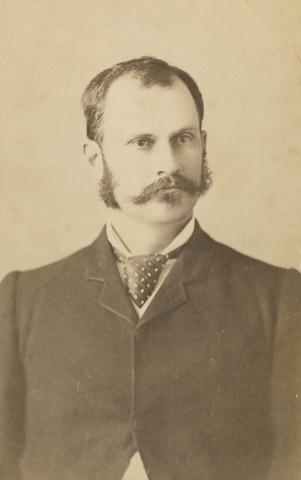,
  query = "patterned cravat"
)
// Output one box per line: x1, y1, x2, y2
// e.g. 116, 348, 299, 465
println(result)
113, 247, 181, 308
